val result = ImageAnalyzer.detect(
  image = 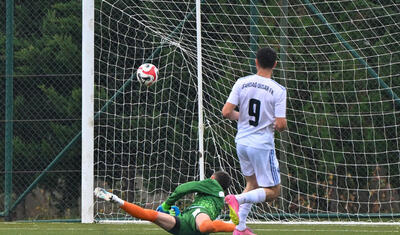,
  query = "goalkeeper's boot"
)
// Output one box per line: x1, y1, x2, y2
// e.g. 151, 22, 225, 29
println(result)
224, 195, 239, 225
94, 187, 117, 203
233, 227, 256, 235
